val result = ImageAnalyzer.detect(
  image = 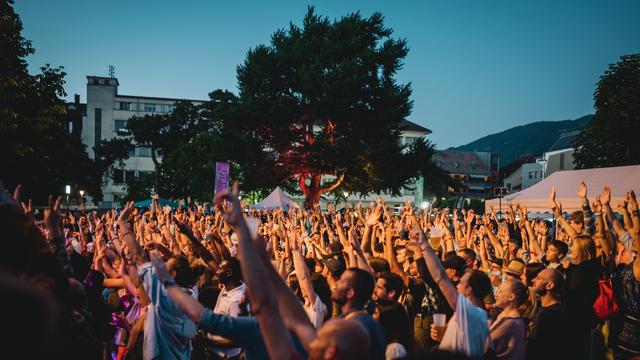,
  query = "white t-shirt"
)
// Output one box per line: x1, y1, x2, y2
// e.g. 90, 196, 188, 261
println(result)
439, 295, 489, 359
209, 282, 246, 358
304, 293, 328, 329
